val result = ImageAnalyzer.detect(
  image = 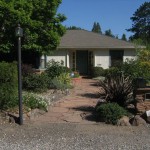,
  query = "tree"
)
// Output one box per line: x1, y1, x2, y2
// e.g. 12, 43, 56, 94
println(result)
92, 22, 102, 34
67, 26, 82, 30
121, 34, 127, 41
127, 2, 150, 45
0, 0, 66, 55
115, 35, 119, 39
105, 29, 114, 37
